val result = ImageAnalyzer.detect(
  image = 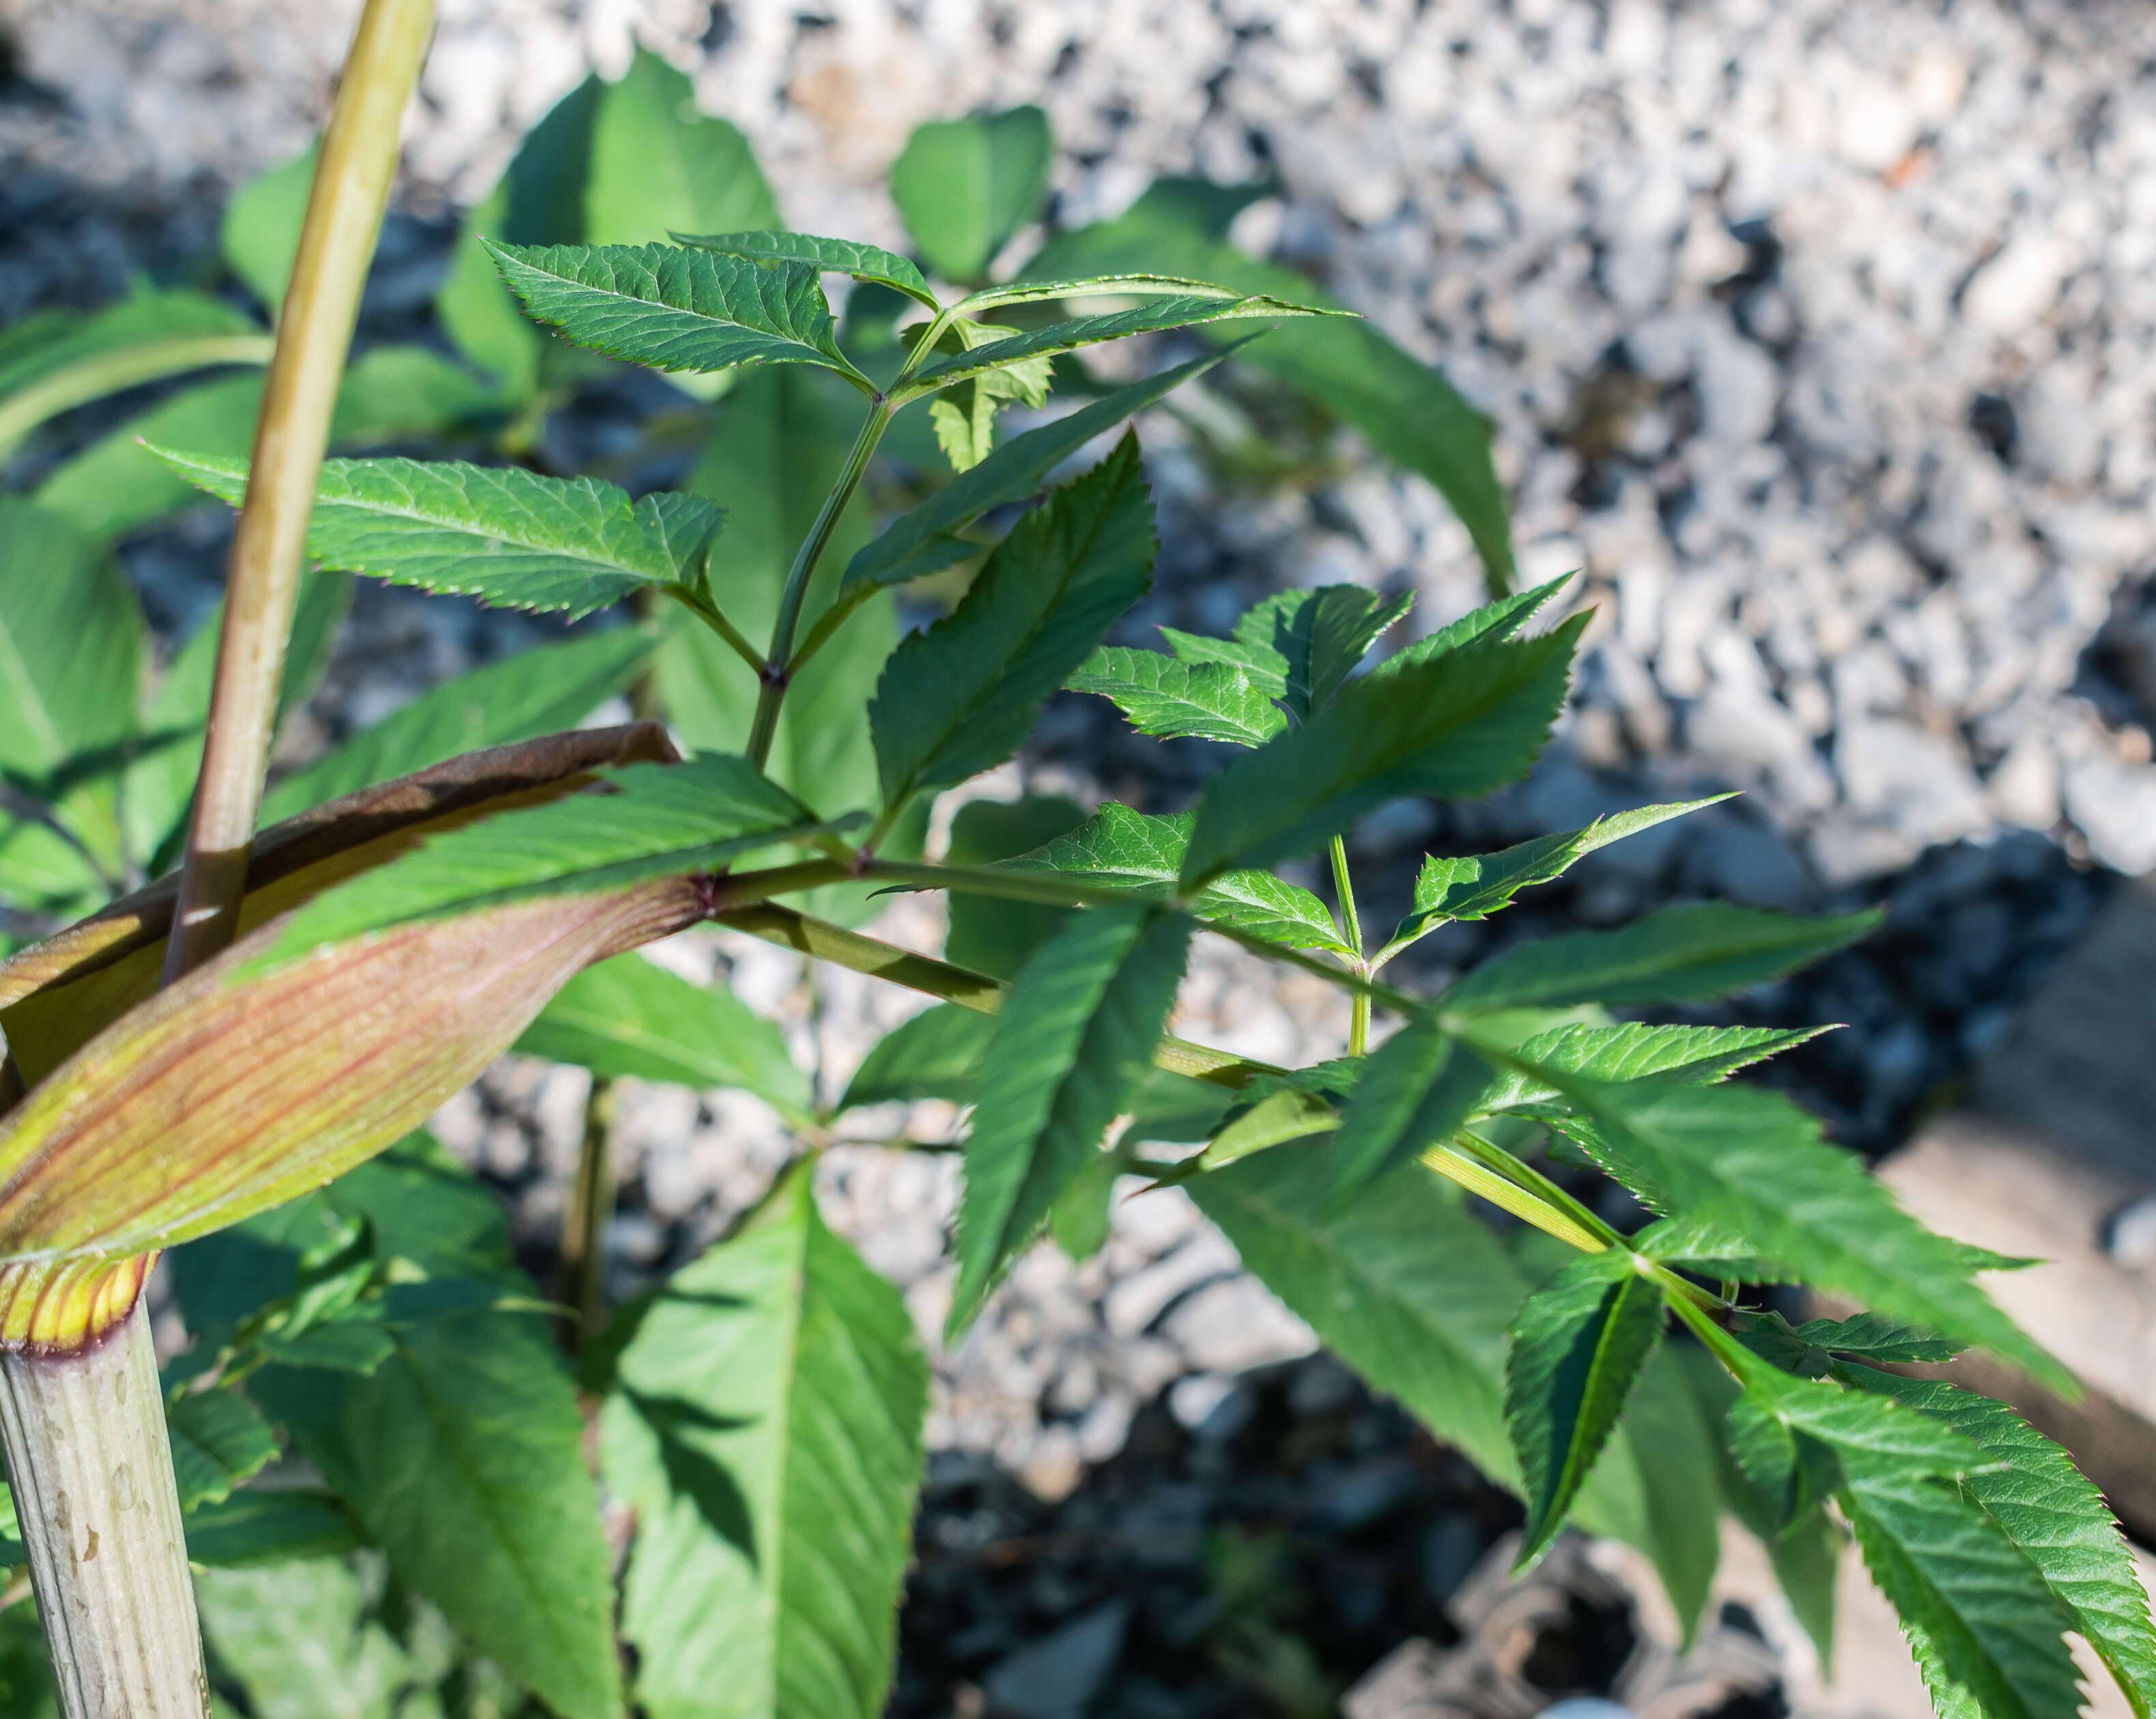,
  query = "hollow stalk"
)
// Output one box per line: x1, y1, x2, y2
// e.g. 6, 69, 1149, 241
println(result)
0, 3, 436, 1713
0, 1304, 205, 1716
